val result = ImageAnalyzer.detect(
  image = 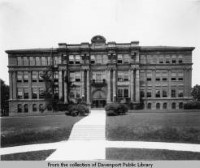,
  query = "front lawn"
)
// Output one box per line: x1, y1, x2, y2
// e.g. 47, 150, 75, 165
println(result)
106, 111, 200, 143
1, 114, 84, 147
1, 149, 56, 160
106, 148, 200, 160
